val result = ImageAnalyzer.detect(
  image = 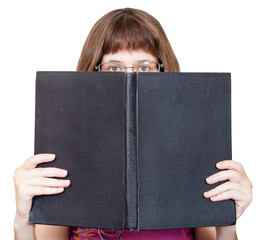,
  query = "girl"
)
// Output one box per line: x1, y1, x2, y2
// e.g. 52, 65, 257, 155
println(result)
14, 8, 252, 240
